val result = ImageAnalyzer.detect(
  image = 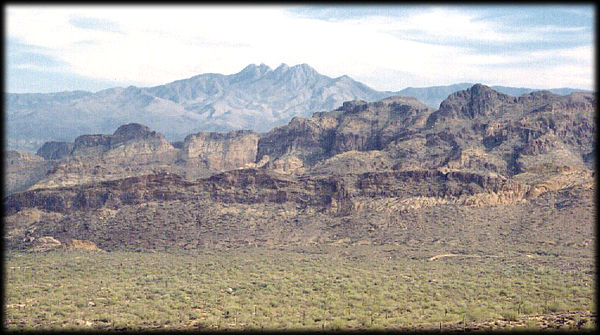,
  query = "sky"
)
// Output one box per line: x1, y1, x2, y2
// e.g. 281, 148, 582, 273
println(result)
5, 5, 595, 93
